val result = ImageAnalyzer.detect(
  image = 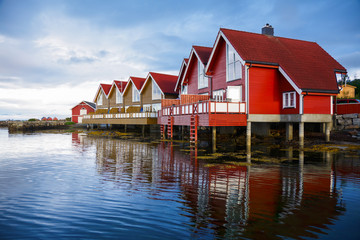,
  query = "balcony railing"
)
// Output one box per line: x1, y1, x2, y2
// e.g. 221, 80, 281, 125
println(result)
161, 100, 246, 116
83, 112, 158, 119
